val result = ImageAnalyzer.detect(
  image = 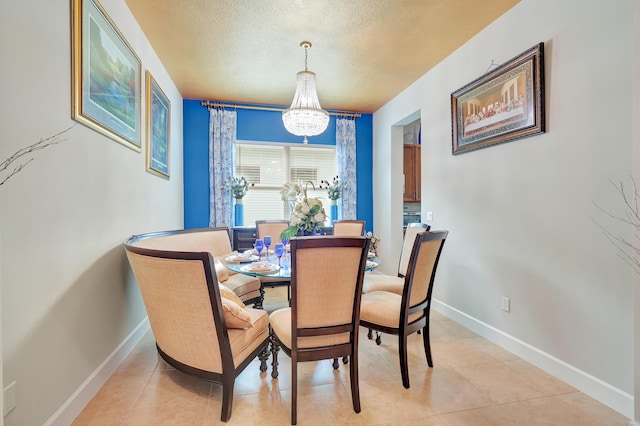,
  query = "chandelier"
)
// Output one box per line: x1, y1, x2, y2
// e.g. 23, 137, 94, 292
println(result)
282, 41, 329, 144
